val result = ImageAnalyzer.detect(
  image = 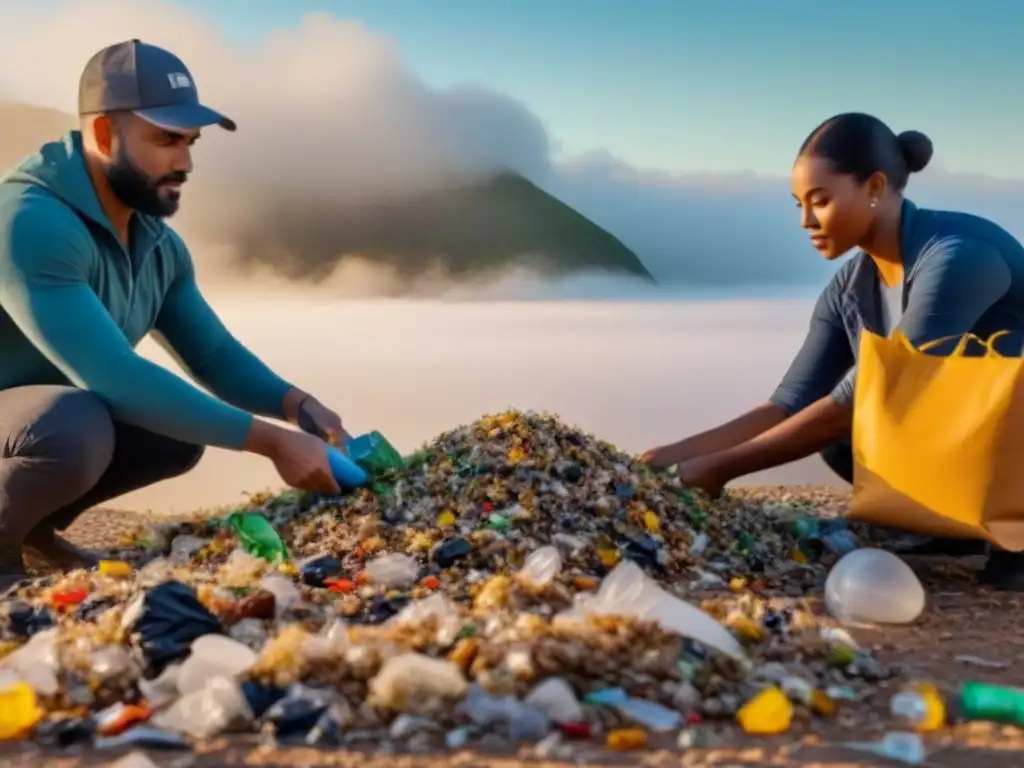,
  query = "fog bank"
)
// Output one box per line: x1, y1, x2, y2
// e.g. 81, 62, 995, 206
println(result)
118, 296, 839, 514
